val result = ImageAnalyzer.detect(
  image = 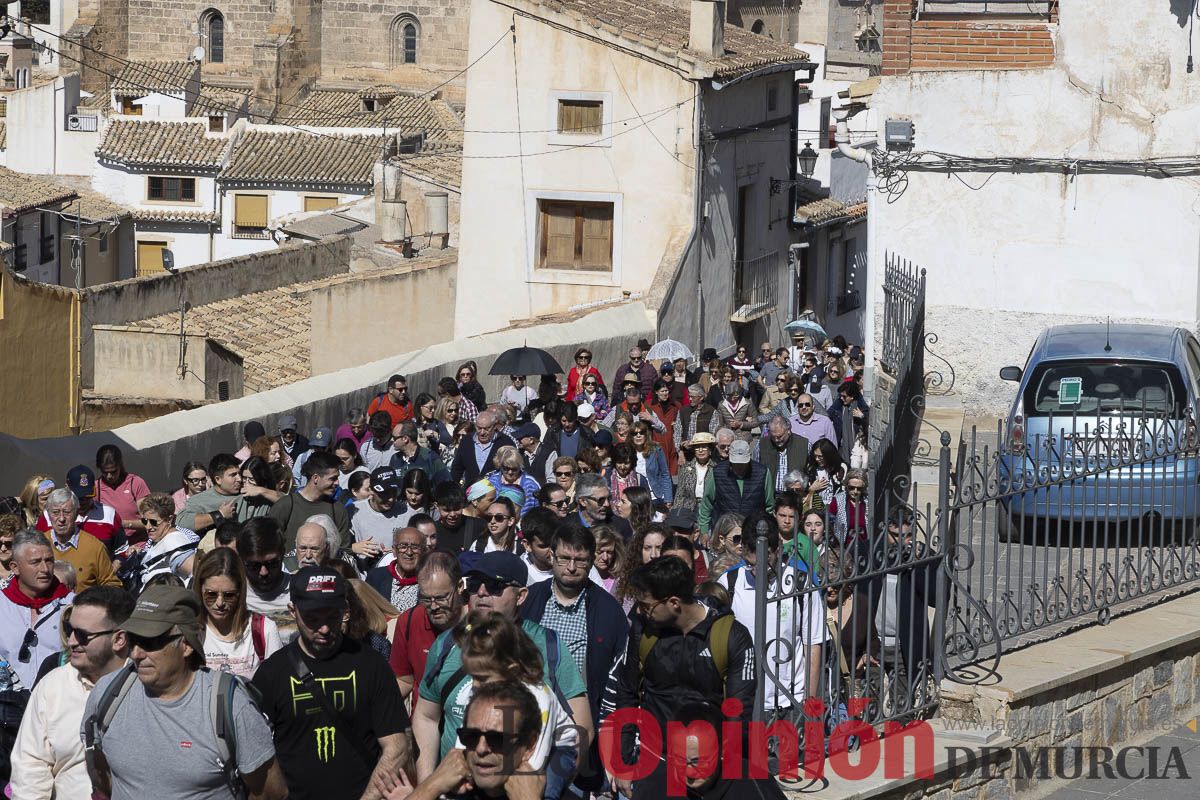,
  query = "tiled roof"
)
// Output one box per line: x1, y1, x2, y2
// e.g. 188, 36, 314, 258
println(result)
794, 197, 867, 227
132, 208, 220, 224
531, 0, 807, 79
0, 167, 77, 213
111, 60, 196, 95
97, 120, 228, 168
191, 86, 251, 116
279, 89, 464, 145
221, 130, 388, 186
396, 151, 462, 190
70, 189, 131, 222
